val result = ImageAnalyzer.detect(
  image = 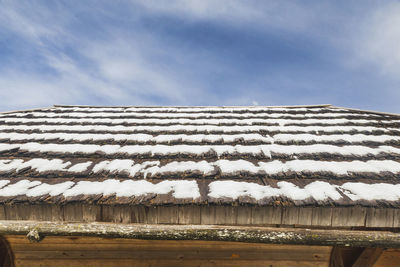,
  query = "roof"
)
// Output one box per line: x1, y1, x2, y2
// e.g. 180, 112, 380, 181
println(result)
0, 104, 399, 207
